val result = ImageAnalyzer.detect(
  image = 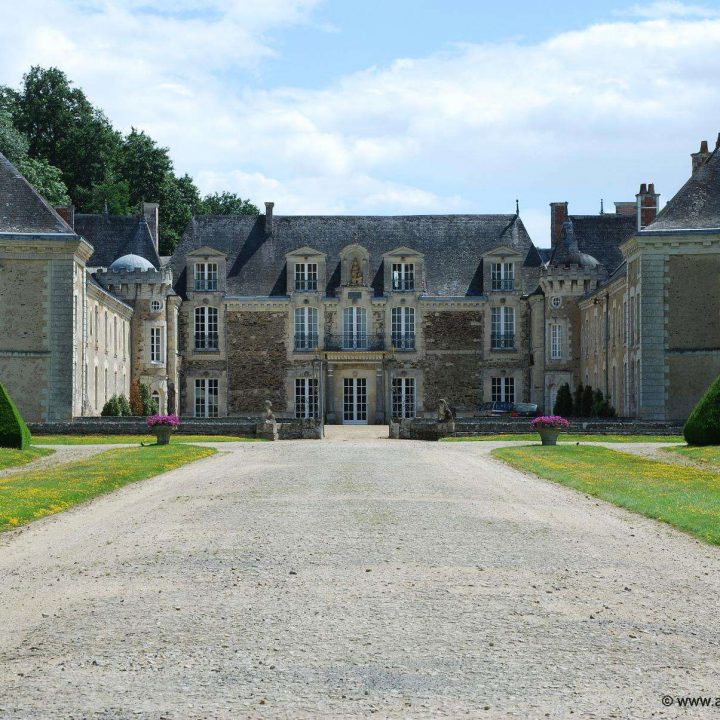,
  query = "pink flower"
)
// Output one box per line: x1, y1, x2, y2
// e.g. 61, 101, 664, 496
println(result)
531, 415, 570, 430
147, 414, 181, 429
